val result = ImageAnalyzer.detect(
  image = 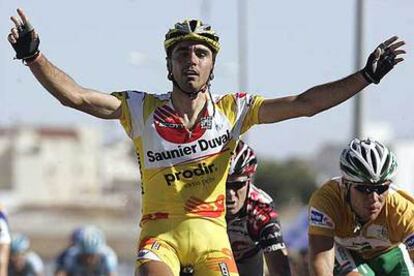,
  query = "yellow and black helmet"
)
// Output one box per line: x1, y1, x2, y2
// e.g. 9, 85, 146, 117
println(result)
164, 19, 220, 55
